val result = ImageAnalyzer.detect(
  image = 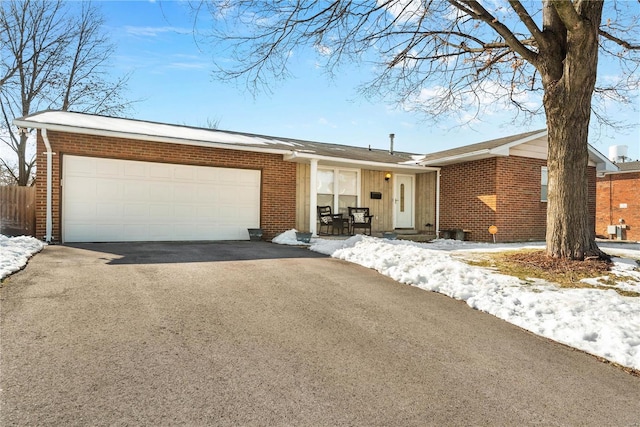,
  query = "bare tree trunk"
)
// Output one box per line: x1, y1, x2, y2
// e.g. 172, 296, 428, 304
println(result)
542, 1, 607, 260
544, 101, 601, 259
